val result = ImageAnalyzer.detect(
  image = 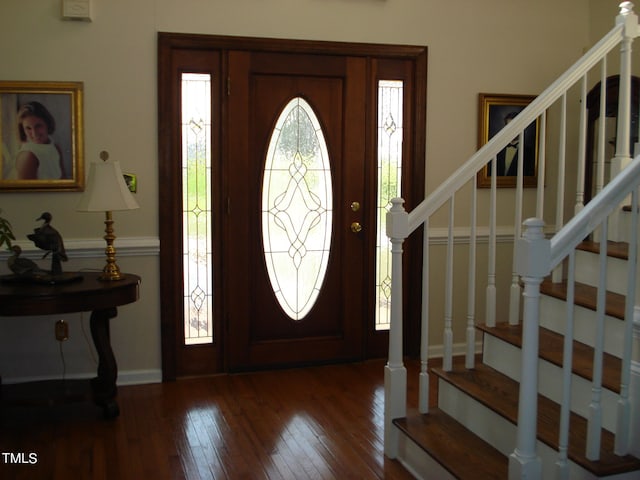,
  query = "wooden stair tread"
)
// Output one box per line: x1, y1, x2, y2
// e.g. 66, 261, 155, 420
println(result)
477, 322, 621, 393
541, 278, 625, 319
394, 408, 508, 479
577, 240, 629, 260
432, 364, 640, 476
